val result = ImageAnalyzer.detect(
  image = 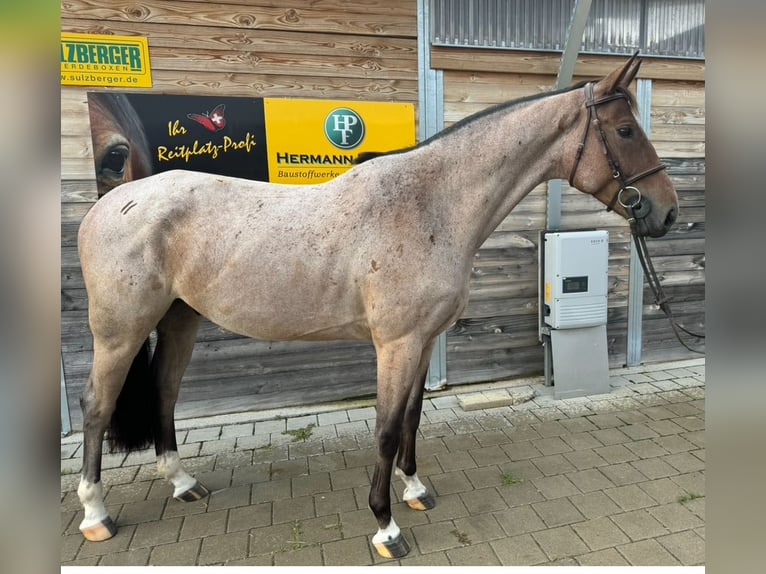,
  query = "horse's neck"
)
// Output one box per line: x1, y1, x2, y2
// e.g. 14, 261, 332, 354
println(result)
416, 90, 579, 251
